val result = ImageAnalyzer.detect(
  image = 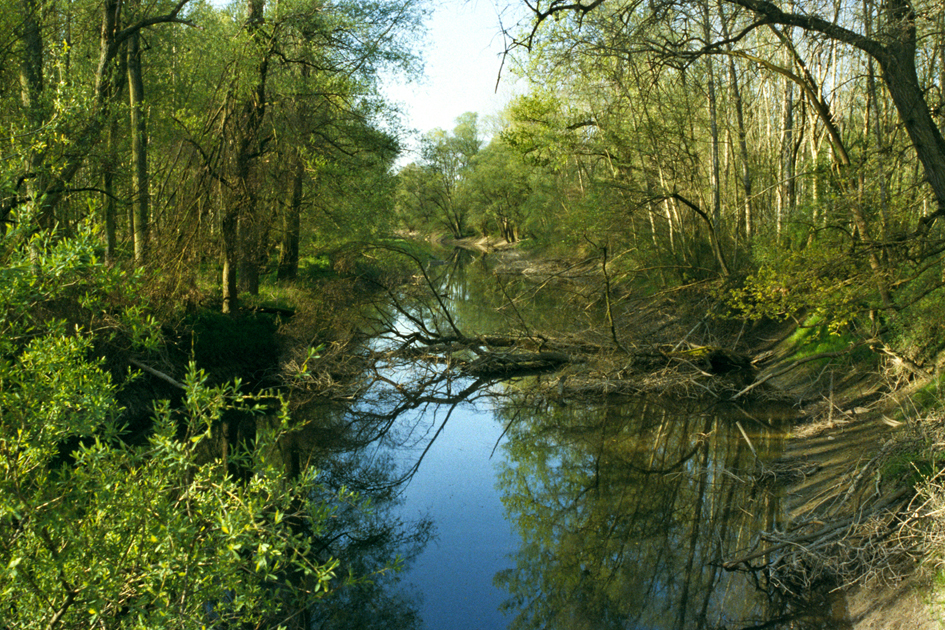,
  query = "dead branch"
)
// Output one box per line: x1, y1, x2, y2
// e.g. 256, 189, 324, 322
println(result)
129, 357, 185, 389
733, 342, 871, 399
463, 351, 572, 377
723, 486, 913, 571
